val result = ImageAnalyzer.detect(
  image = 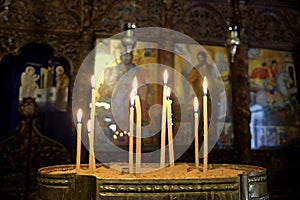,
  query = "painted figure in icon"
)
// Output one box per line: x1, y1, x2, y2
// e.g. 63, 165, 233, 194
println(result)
20, 66, 40, 99
55, 66, 69, 112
